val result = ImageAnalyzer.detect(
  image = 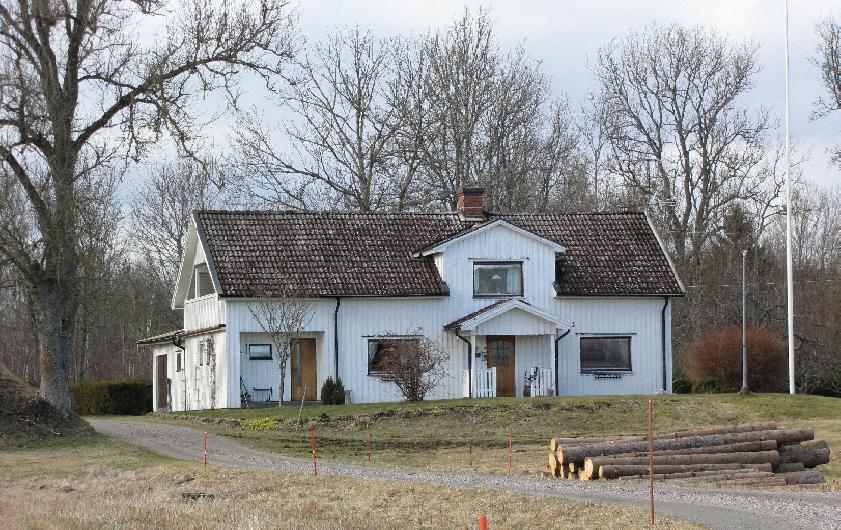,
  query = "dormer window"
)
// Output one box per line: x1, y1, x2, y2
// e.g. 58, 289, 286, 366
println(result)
473, 262, 523, 297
